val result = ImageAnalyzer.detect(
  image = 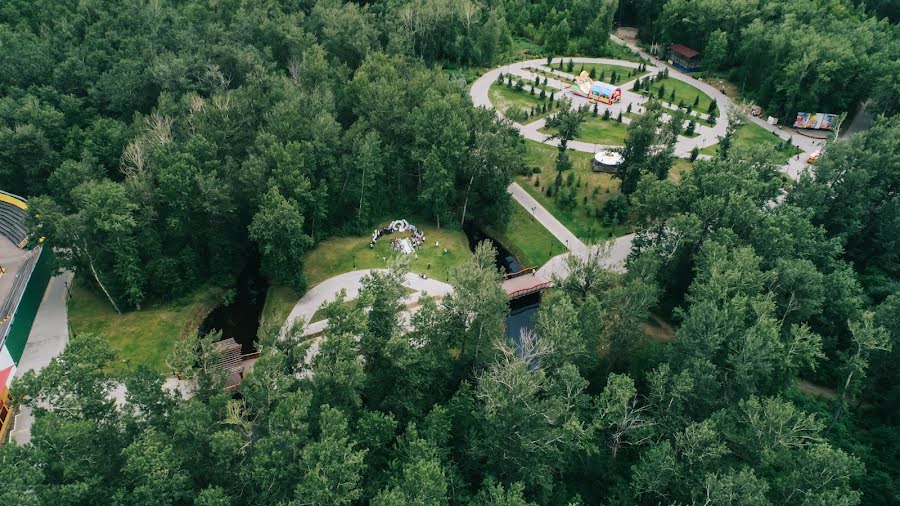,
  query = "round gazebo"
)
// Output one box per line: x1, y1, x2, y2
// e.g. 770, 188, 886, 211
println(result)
592, 150, 624, 173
